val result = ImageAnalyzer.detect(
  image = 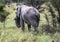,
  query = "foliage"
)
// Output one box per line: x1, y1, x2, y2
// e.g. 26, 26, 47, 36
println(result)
0, 0, 5, 4
0, 3, 5, 11
50, 0, 60, 6
0, 3, 9, 22
0, 0, 60, 42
